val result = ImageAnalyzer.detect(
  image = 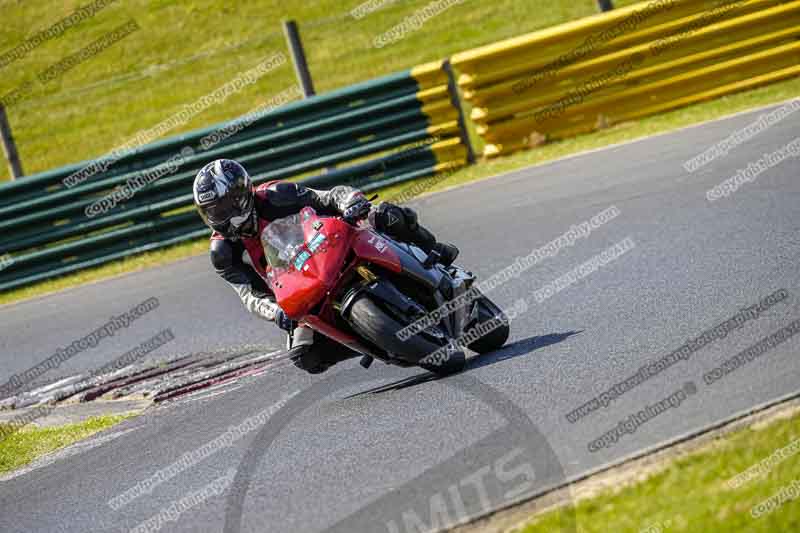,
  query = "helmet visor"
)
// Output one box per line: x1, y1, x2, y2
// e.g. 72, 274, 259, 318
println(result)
198, 189, 254, 236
